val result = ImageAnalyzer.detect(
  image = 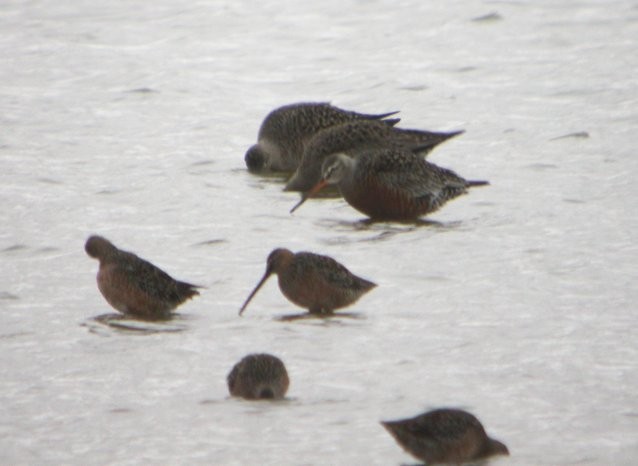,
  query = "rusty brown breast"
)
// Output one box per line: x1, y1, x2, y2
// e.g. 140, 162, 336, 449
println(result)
85, 235, 200, 320
239, 248, 376, 315
292, 149, 488, 221
284, 119, 463, 192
